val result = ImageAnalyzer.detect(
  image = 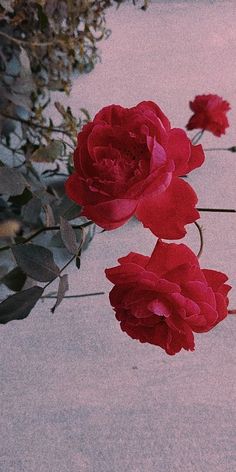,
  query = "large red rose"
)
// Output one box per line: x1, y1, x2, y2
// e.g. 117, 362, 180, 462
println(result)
105, 240, 231, 355
186, 94, 230, 137
65, 101, 204, 239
